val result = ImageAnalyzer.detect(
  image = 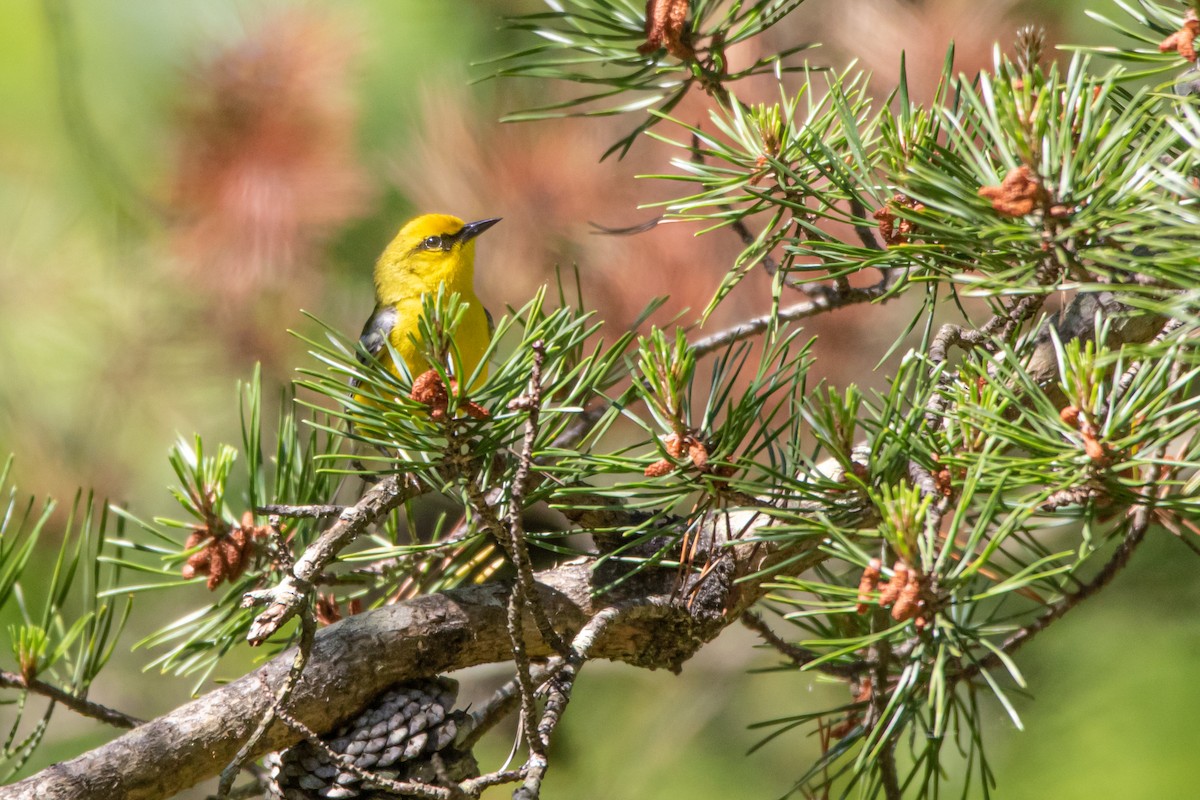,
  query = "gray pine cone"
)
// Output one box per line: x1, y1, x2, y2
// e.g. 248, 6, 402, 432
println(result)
268, 677, 478, 799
